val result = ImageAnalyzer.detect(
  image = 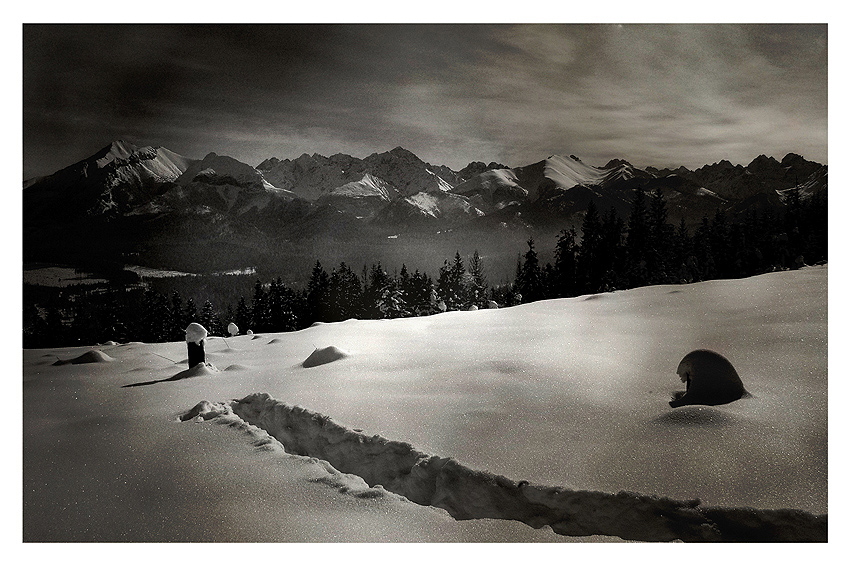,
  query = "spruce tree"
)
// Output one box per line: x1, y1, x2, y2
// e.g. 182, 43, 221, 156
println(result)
169, 291, 185, 341
305, 261, 330, 325
184, 298, 199, 327
554, 227, 578, 297
468, 250, 487, 307
515, 239, 542, 303
252, 279, 269, 331
647, 190, 674, 284
200, 300, 218, 336
625, 187, 649, 287
235, 296, 251, 333
600, 207, 625, 291
577, 199, 603, 294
